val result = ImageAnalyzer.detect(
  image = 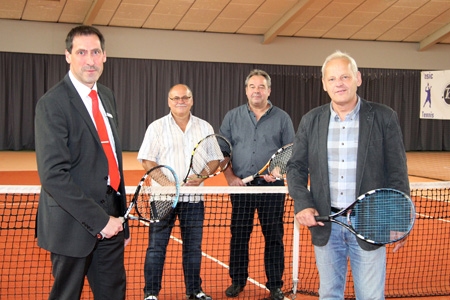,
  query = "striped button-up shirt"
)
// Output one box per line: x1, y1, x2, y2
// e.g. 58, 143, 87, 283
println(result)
137, 113, 214, 202
327, 99, 360, 208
